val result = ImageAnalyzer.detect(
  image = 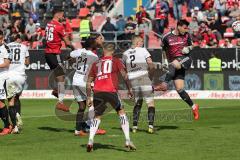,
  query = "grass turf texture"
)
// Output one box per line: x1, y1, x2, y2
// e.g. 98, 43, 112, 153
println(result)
1, 99, 240, 160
